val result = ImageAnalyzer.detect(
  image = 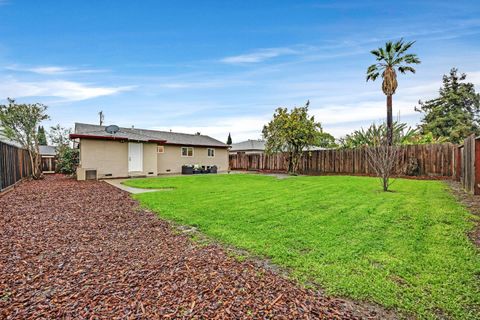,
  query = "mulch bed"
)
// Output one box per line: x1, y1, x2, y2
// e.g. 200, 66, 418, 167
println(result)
0, 175, 394, 319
